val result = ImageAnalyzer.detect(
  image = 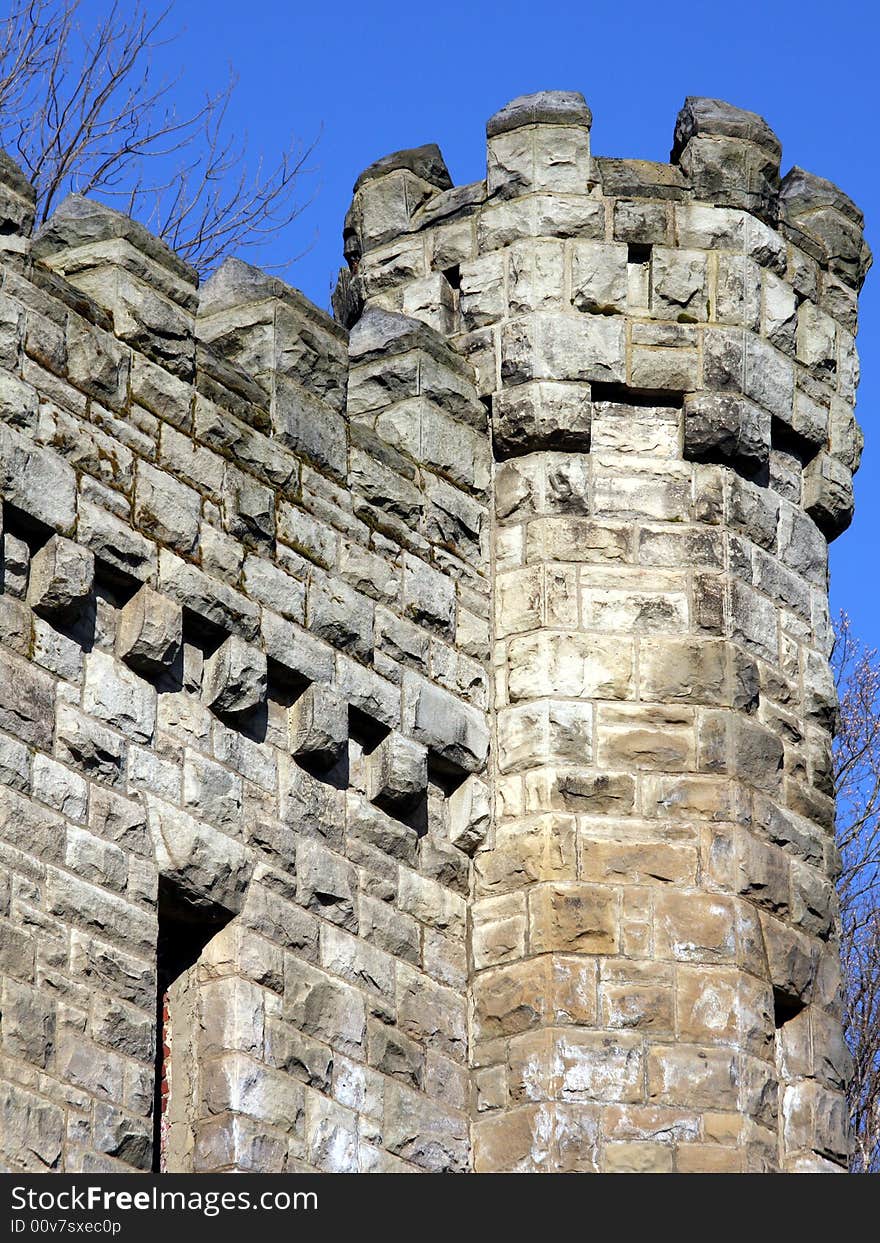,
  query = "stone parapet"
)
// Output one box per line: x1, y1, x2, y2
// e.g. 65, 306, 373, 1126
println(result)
0, 89, 869, 1173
